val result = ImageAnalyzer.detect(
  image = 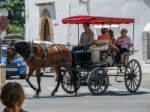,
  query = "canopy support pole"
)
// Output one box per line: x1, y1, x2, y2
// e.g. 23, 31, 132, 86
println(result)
132, 22, 135, 52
